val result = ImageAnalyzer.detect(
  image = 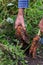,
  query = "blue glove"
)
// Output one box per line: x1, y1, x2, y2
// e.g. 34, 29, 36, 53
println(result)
39, 38, 43, 44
